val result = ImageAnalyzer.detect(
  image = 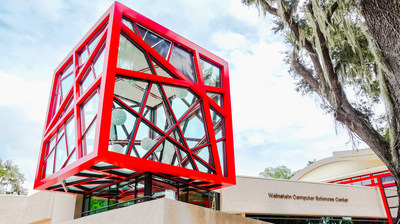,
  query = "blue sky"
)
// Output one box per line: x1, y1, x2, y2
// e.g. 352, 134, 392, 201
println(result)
0, 0, 361, 194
